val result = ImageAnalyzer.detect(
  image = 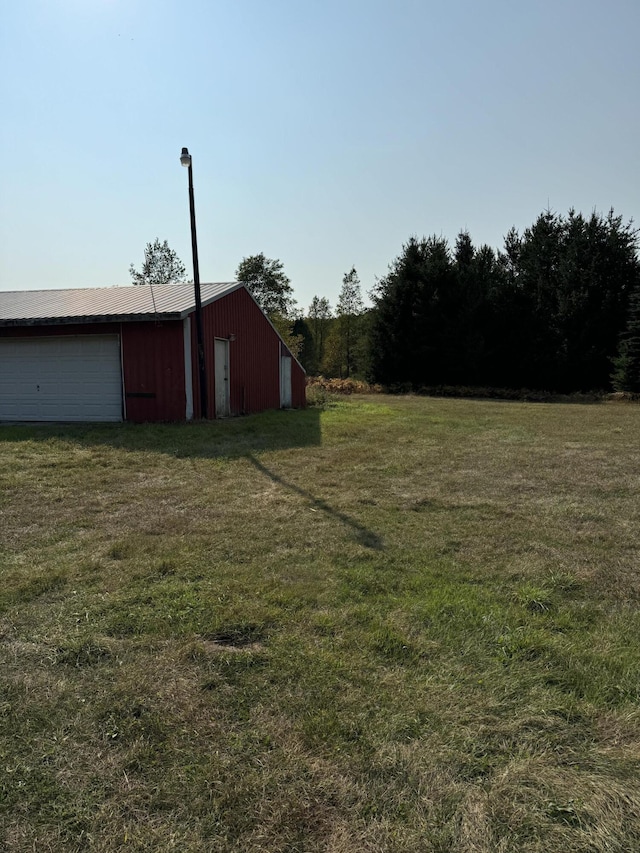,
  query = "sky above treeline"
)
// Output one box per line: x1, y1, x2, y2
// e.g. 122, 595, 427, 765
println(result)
1, 0, 638, 312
